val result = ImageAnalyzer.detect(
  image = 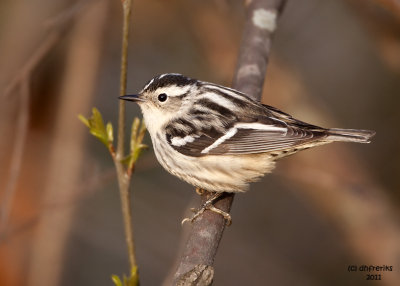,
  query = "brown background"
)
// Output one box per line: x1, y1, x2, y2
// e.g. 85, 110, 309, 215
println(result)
0, 0, 399, 285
